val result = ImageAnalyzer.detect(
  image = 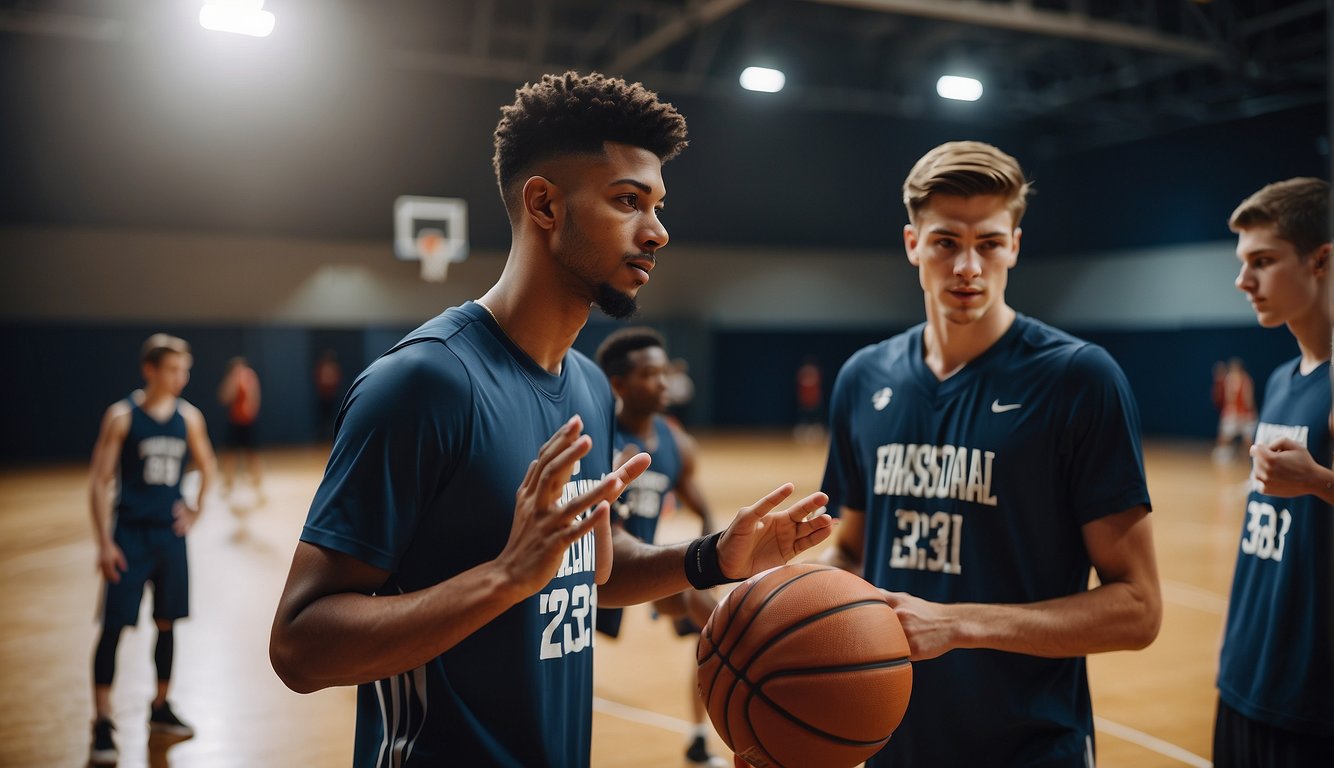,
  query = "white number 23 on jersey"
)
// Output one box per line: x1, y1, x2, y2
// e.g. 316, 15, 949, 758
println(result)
538, 584, 594, 660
